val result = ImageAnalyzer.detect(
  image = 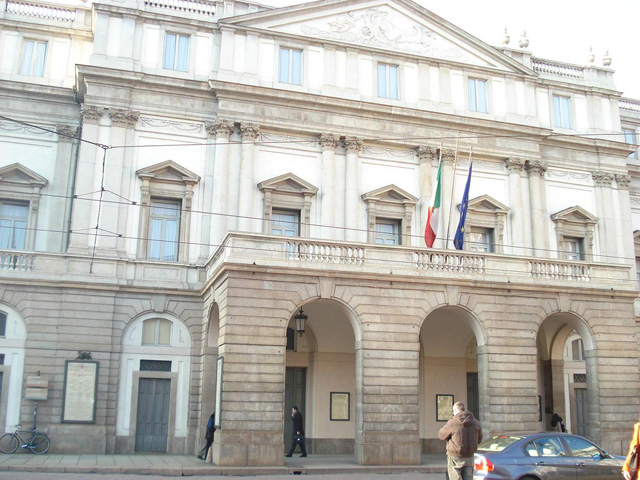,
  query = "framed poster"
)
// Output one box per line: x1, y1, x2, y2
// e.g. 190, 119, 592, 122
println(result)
330, 392, 350, 421
436, 394, 454, 422
62, 360, 99, 423
214, 356, 223, 429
